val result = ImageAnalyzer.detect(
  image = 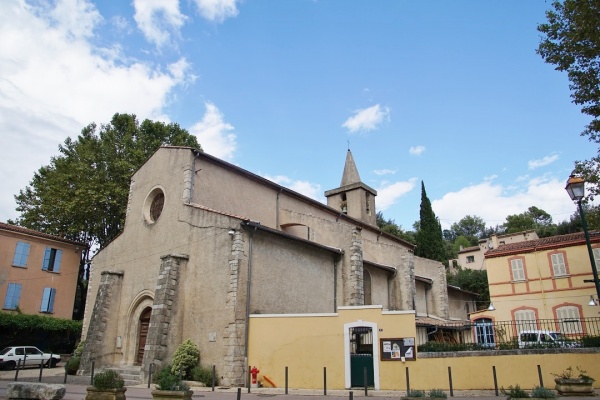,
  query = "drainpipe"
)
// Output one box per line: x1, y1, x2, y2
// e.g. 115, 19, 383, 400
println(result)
244, 225, 257, 385
190, 150, 201, 204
